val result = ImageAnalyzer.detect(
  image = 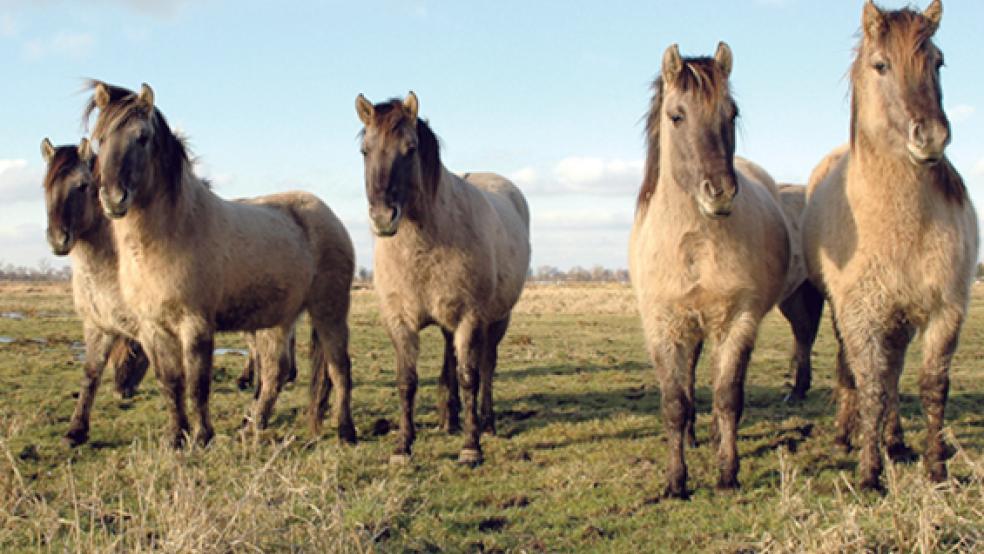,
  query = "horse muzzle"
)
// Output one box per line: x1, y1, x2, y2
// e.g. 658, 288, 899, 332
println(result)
369, 204, 402, 237
99, 185, 131, 219
697, 179, 736, 219
907, 120, 947, 167
46, 228, 73, 256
